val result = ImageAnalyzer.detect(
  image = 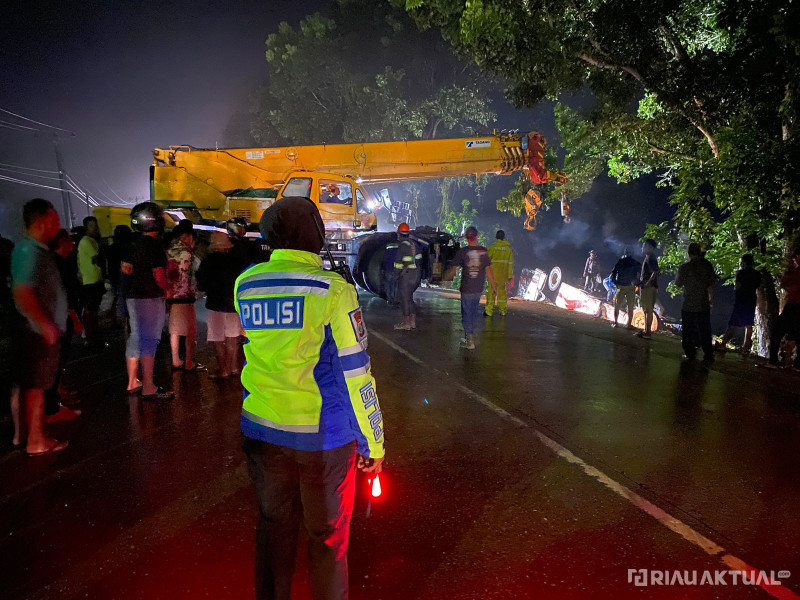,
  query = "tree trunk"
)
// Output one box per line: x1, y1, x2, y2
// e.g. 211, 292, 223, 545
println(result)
754, 268, 779, 358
